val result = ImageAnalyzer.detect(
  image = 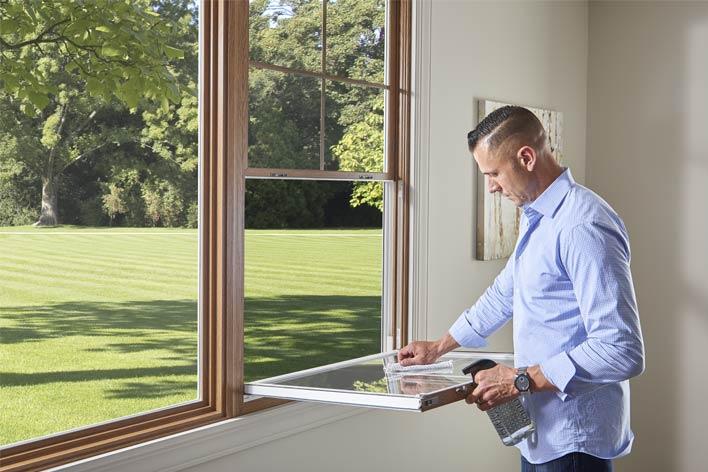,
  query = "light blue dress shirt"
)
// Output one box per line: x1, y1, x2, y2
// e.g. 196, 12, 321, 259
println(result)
449, 169, 645, 464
